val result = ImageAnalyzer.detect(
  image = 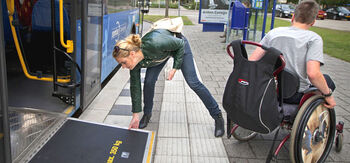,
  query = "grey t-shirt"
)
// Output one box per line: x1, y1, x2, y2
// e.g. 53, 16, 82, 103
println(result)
260, 26, 324, 92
